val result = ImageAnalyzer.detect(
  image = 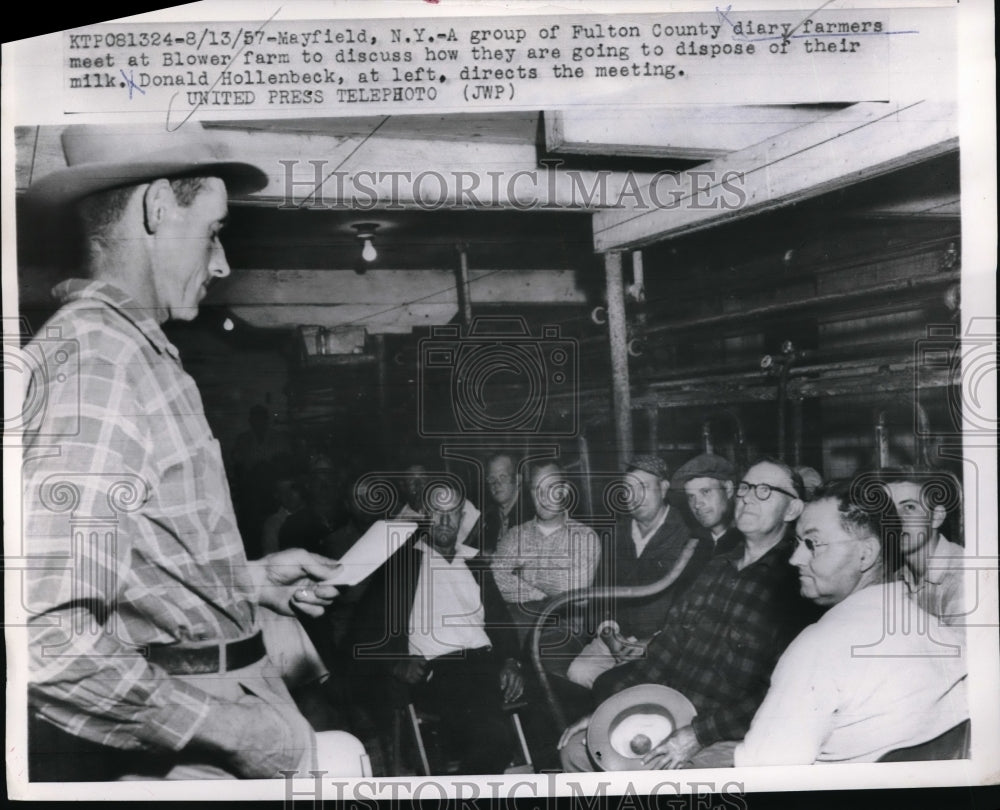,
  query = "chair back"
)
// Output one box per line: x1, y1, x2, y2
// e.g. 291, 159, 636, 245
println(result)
877, 720, 971, 762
